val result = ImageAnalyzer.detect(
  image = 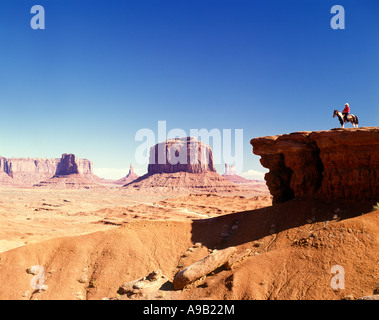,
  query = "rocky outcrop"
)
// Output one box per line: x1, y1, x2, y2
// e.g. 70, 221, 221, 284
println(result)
34, 154, 104, 189
0, 154, 96, 187
56, 154, 79, 175
0, 157, 14, 186
173, 247, 237, 290
0, 157, 11, 177
148, 137, 216, 174
118, 269, 170, 299
1, 158, 60, 186
115, 164, 139, 185
124, 137, 239, 193
251, 127, 379, 203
